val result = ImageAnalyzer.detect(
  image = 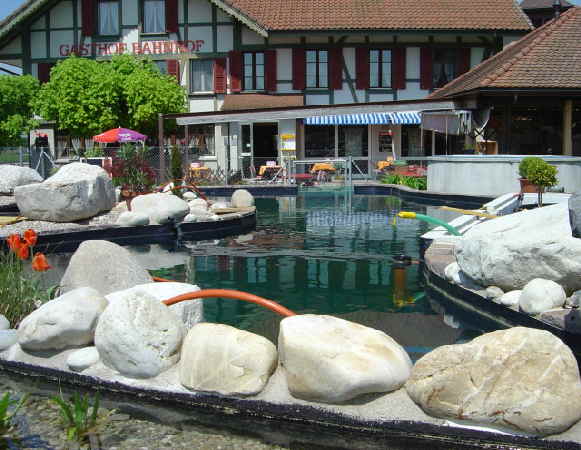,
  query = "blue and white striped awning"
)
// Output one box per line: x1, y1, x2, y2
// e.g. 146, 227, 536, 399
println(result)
304, 111, 420, 126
